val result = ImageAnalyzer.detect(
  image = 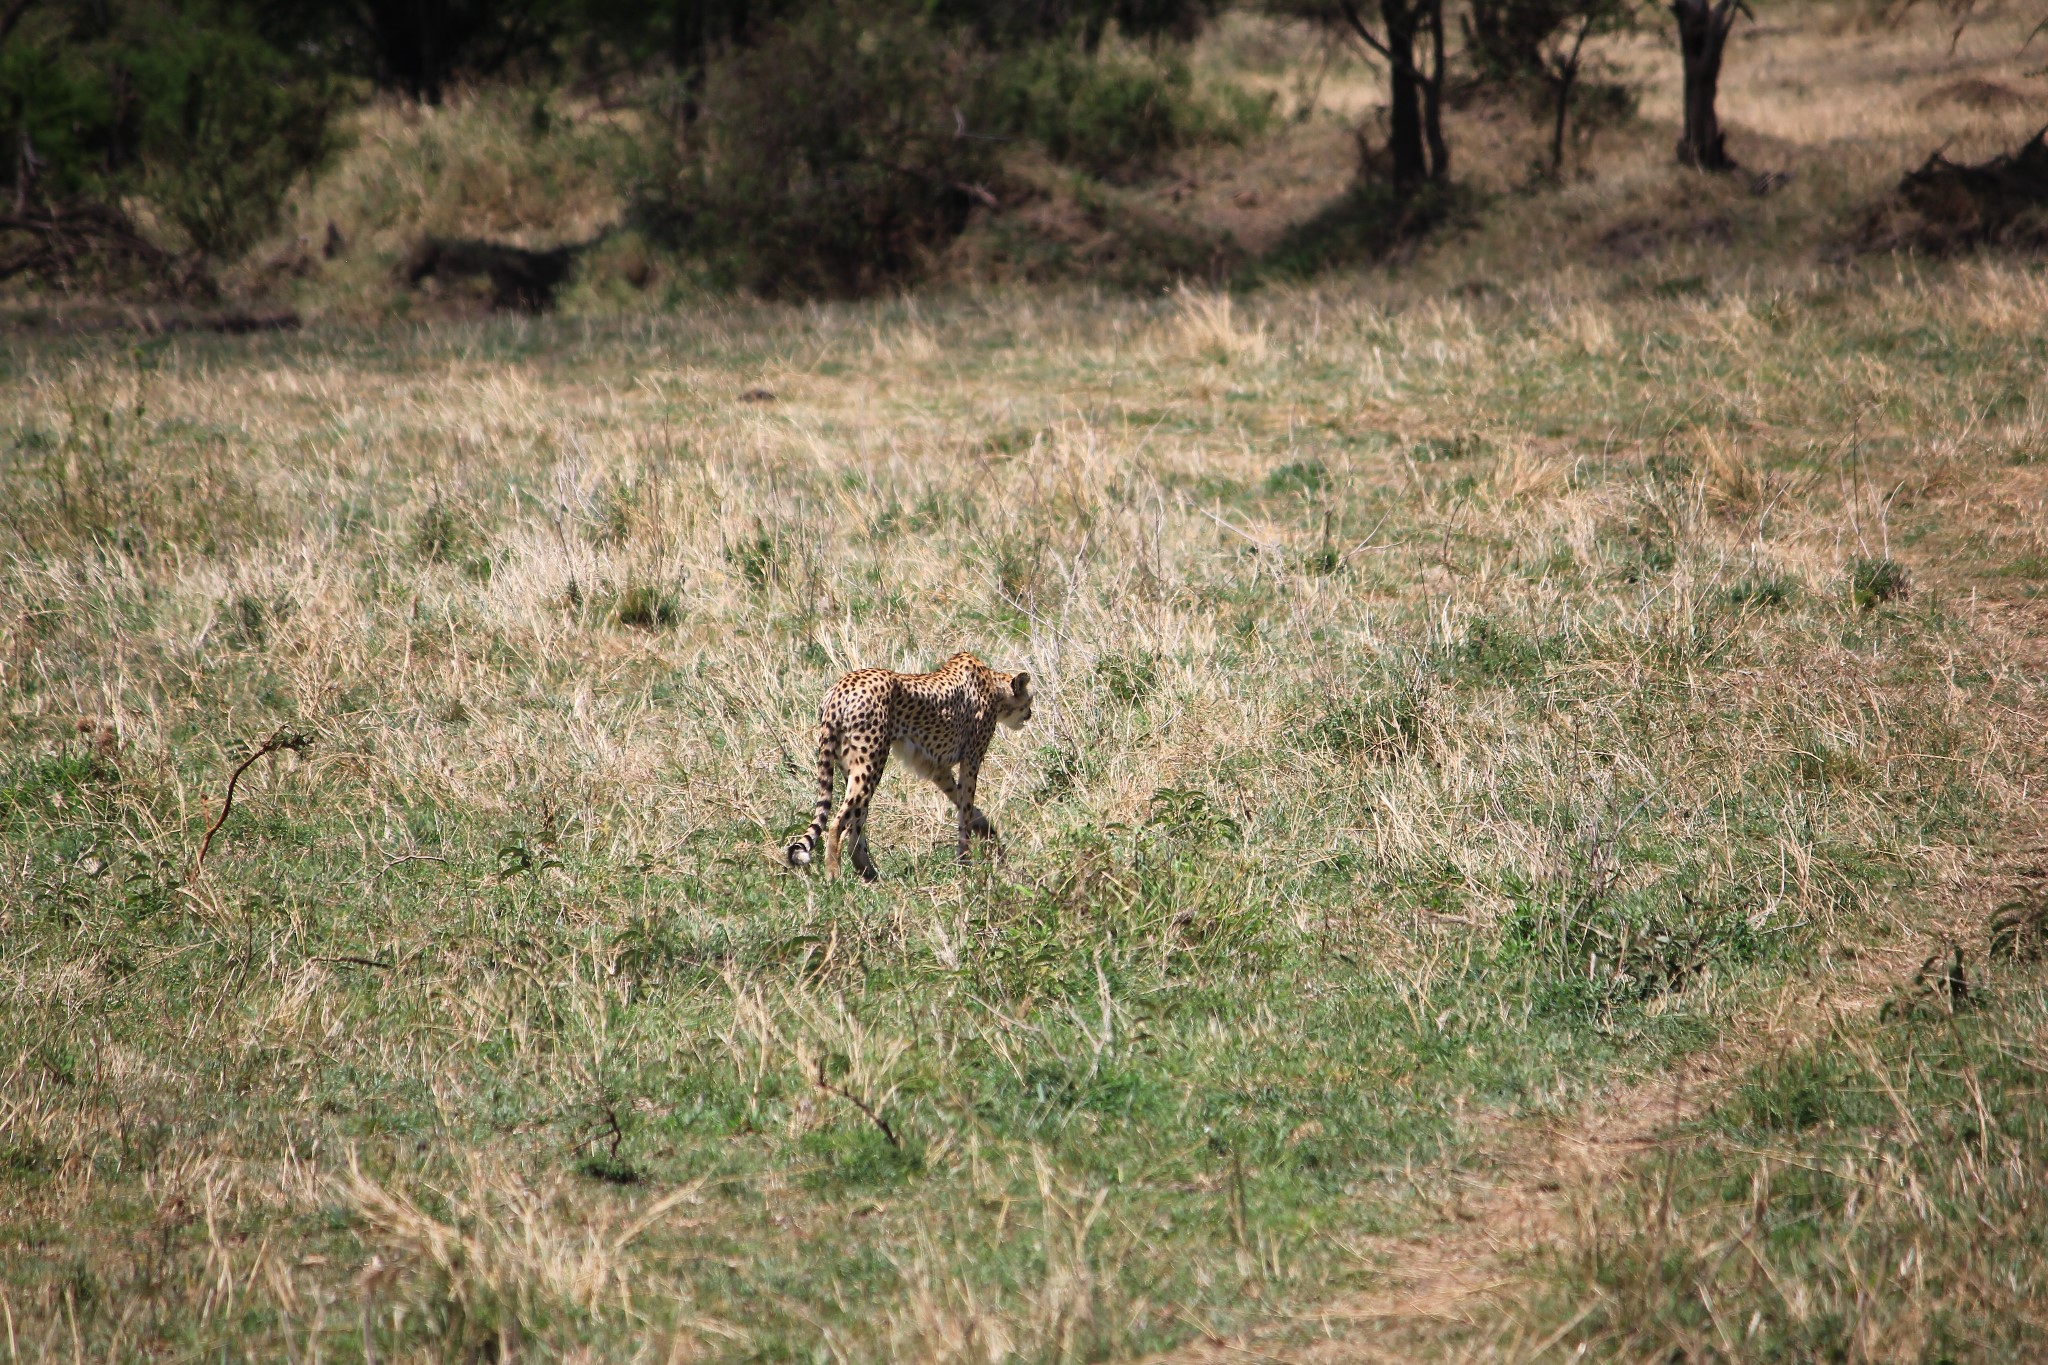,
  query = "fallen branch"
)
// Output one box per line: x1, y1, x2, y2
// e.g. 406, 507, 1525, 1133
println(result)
0, 200, 190, 290
814, 1058, 901, 1150
571, 1102, 627, 1159
192, 727, 311, 876
361, 851, 450, 882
